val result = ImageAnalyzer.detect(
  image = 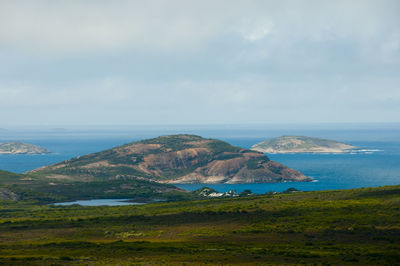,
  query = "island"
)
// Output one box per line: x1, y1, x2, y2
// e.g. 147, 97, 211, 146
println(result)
29, 134, 310, 184
0, 135, 309, 203
251, 135, 357, 154
0, 141, 50, 154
